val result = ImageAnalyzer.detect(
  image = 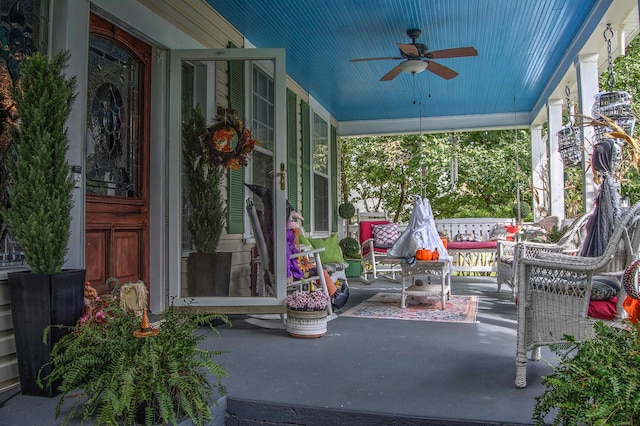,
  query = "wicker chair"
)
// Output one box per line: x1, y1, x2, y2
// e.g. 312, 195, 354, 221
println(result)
515, 202, 640, 388
496, 212, 591, 298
